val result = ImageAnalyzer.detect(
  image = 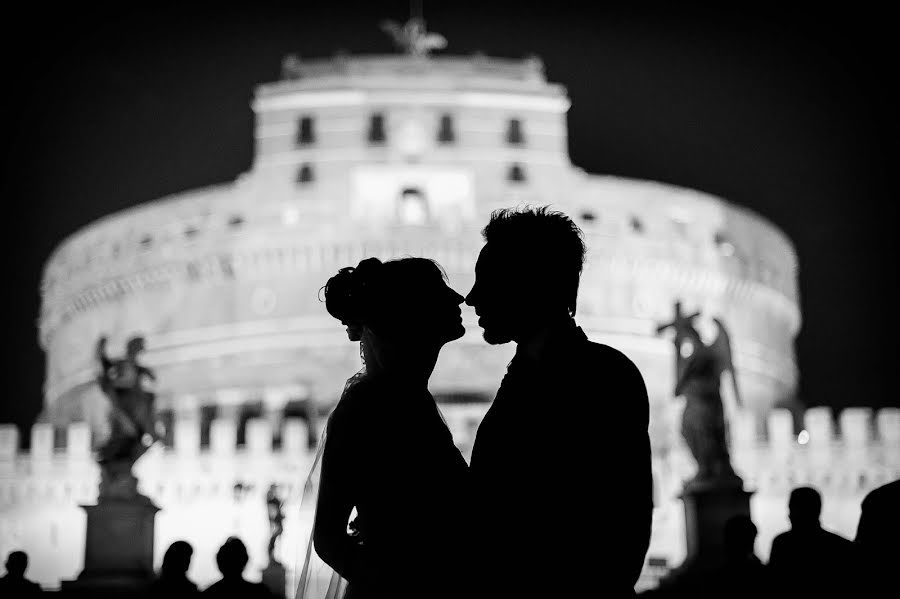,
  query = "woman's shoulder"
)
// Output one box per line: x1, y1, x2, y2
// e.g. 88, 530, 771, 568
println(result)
329, 374, 387, 429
